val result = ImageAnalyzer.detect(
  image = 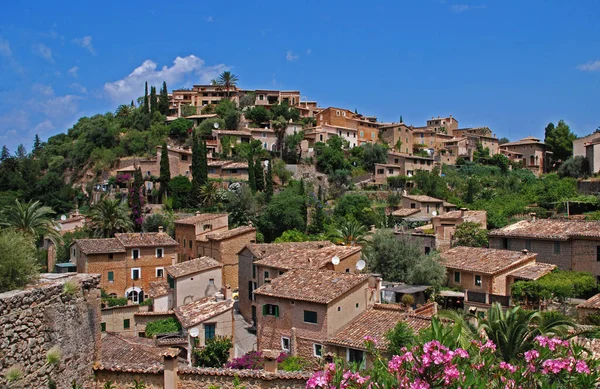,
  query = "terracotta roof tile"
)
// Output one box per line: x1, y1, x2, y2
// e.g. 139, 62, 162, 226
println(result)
392, 209, 420, 217
244, 241, 334, 259
577, 293, 600, 310
489, 219, 600, 240
174, 297, 234, 328
253, 269, 369, 304
440, 247, 536, 275
205, 225, 255, 241
177, 366, 312, 380
148, 280, 170, 298
403, 194, 444, 203
74, 238, 126, 254
166, 256, 222, 278
254, 245, 361, 271
114, 232, 178, 247
98, 333, 171, 373
222, 162, 248, 170
508, 263, 556, 280
208, 160, 233, 167
213, 129, 252, 136
175, 213, 228, 225
439, 210, 486, 219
